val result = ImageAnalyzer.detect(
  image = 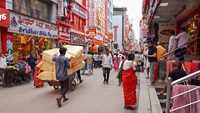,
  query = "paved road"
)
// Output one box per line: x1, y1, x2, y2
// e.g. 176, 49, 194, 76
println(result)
0, 68, 137, 113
